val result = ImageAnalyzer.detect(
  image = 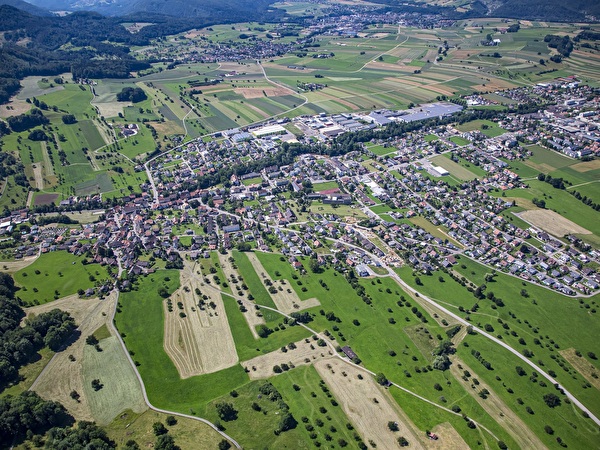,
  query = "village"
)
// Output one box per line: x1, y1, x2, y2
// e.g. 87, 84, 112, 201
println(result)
2, 81, 599, 301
